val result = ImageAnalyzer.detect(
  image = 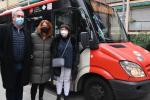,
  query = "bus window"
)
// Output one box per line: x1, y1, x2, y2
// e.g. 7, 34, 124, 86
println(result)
26, 16, 42, 33
72, 9, 89, 38
25, 10, 52, 34
53, 9, 73, 35
53, 8, 90, 52
53, 8, 88, 38
84, 0, 128, 42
